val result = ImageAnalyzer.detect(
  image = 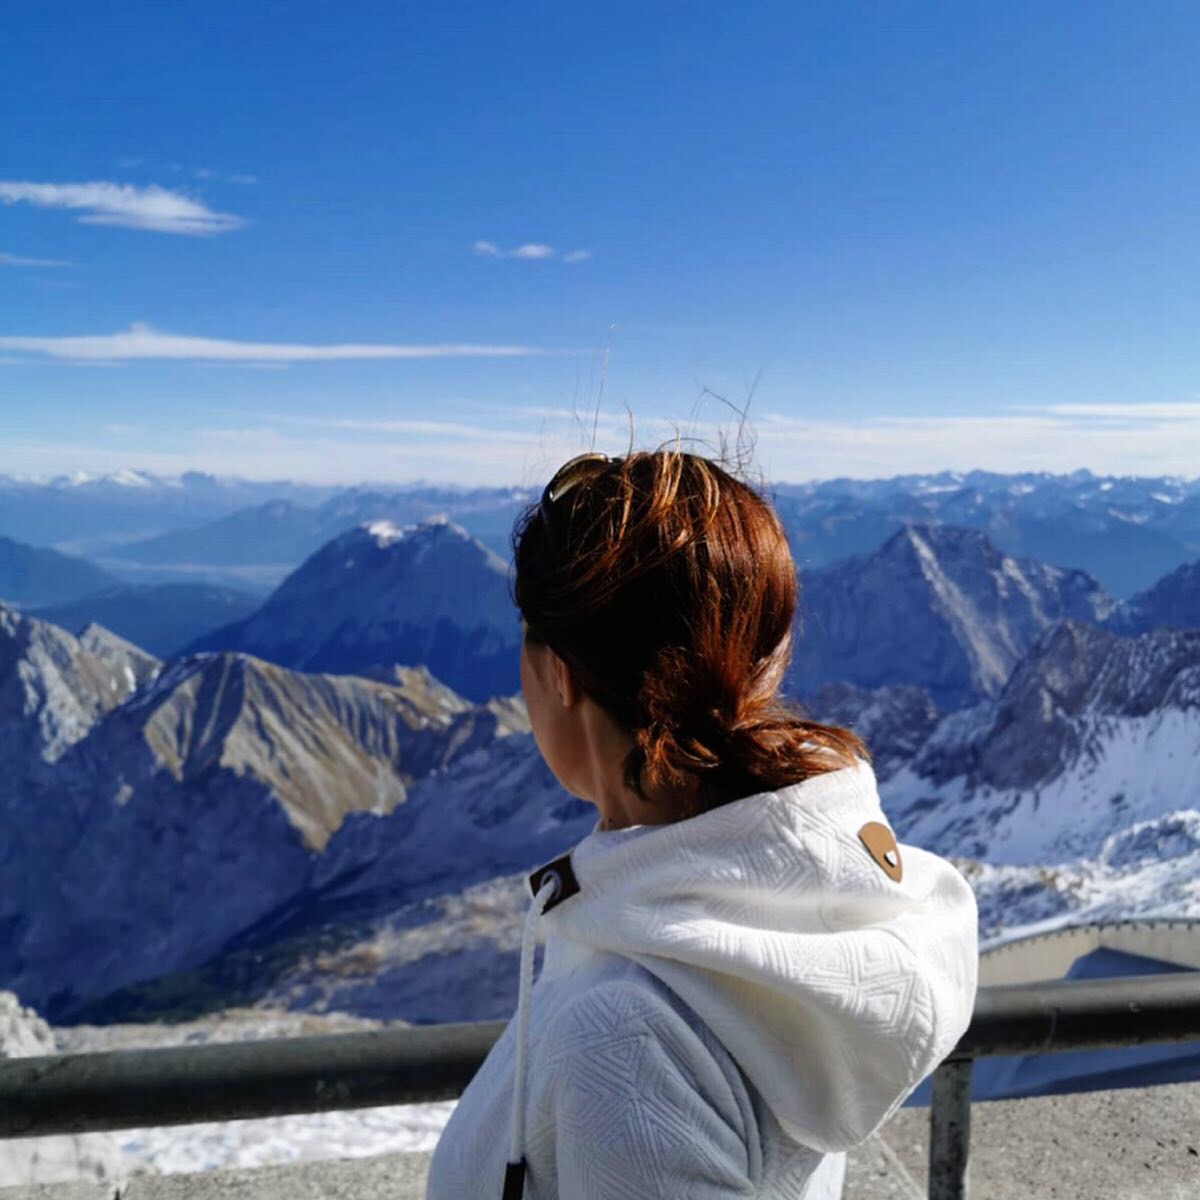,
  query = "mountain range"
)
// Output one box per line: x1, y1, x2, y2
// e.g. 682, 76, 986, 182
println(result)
4, 467, 1199, 599
4, 586, 1197, 1028
0, 599, 575, 1021
5, 487, 1197, 725
773, 469, 1200, 597
1, 466, 1198, 1032
116, 515, 1200, 712
108, 618, 1199, 1028
7, 507, 1196, 717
